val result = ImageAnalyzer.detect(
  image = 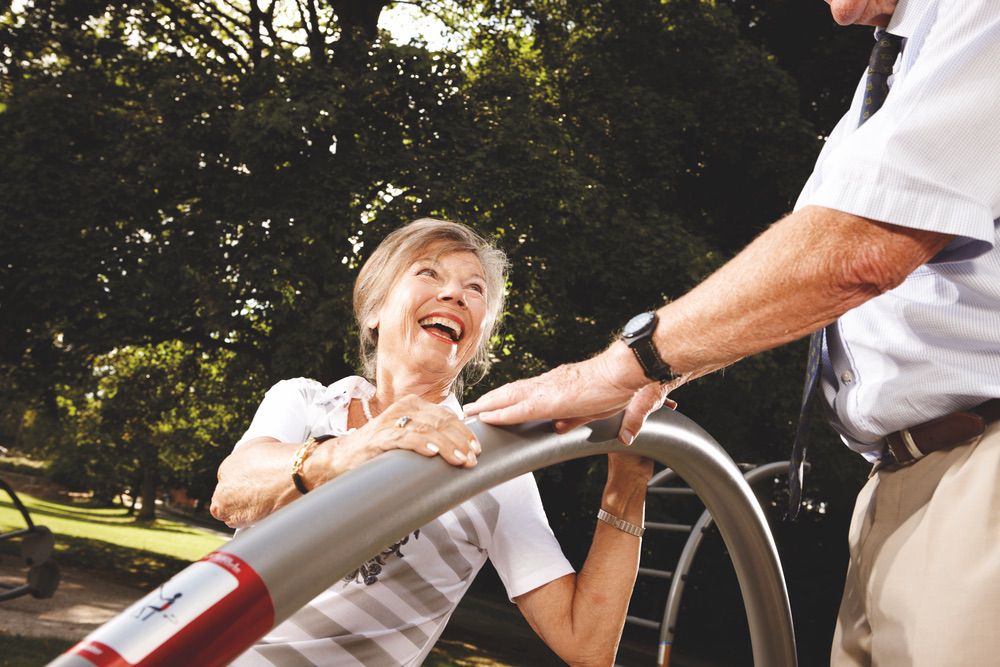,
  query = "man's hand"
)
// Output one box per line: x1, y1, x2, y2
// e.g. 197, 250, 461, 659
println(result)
616, 382, 677, 445
464, 343, 678, 445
